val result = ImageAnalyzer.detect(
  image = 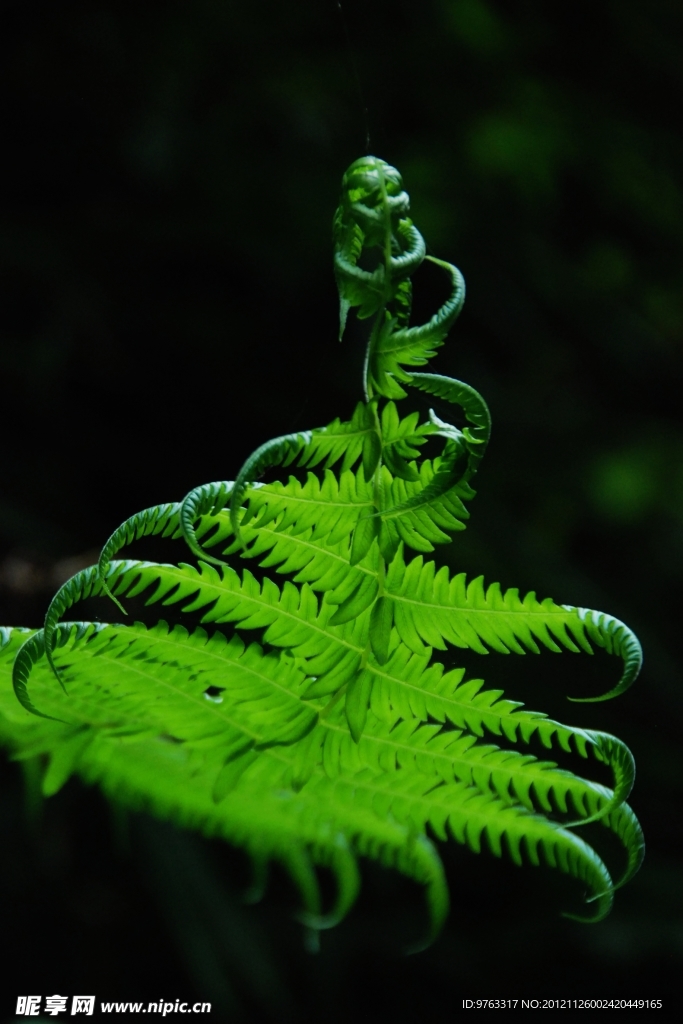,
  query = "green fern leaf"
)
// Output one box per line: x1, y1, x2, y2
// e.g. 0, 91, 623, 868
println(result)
0, 155, 643, 944
383, 546, 641, 701
368, 258, 466, 399
99, 501, 183, 604
3, 622, 628, 931
229, 431, 313, 542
